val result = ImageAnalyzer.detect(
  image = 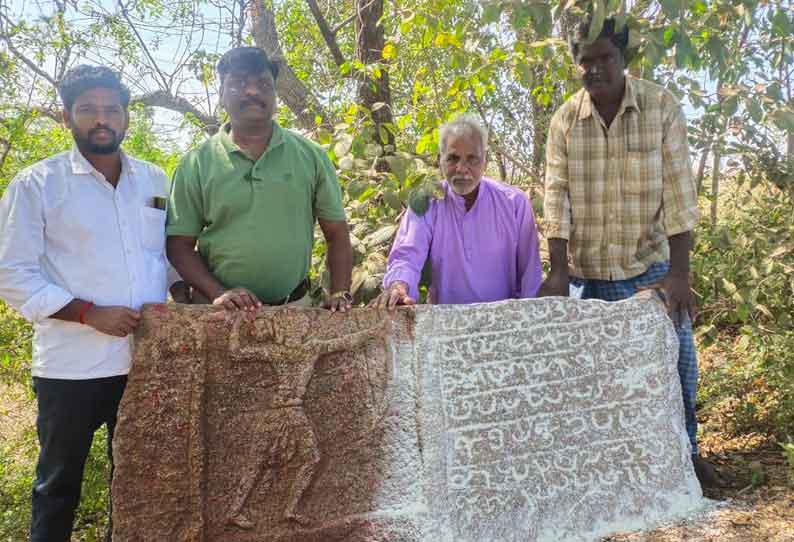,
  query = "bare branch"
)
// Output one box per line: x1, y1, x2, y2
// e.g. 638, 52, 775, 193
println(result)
132, 90, 219, 134
304, 0, 345, 66
118, 1, 171, 90
0, 19, 58, 87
